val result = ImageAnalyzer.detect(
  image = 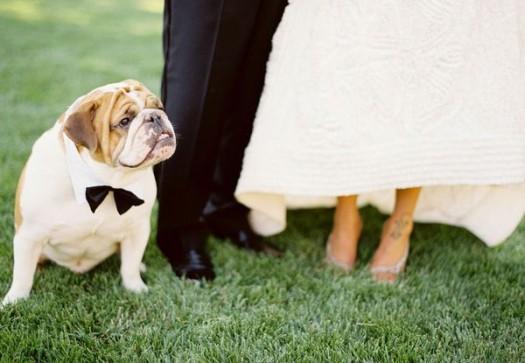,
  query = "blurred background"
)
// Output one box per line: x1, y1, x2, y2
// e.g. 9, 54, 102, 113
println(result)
0, 0, 164, 201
